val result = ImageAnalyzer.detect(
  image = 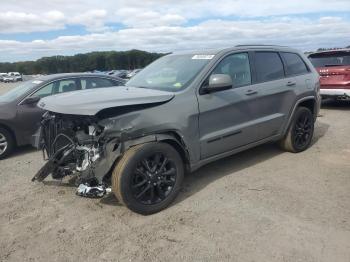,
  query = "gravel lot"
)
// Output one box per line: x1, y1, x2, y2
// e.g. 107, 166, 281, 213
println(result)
0, 82, 349, 262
